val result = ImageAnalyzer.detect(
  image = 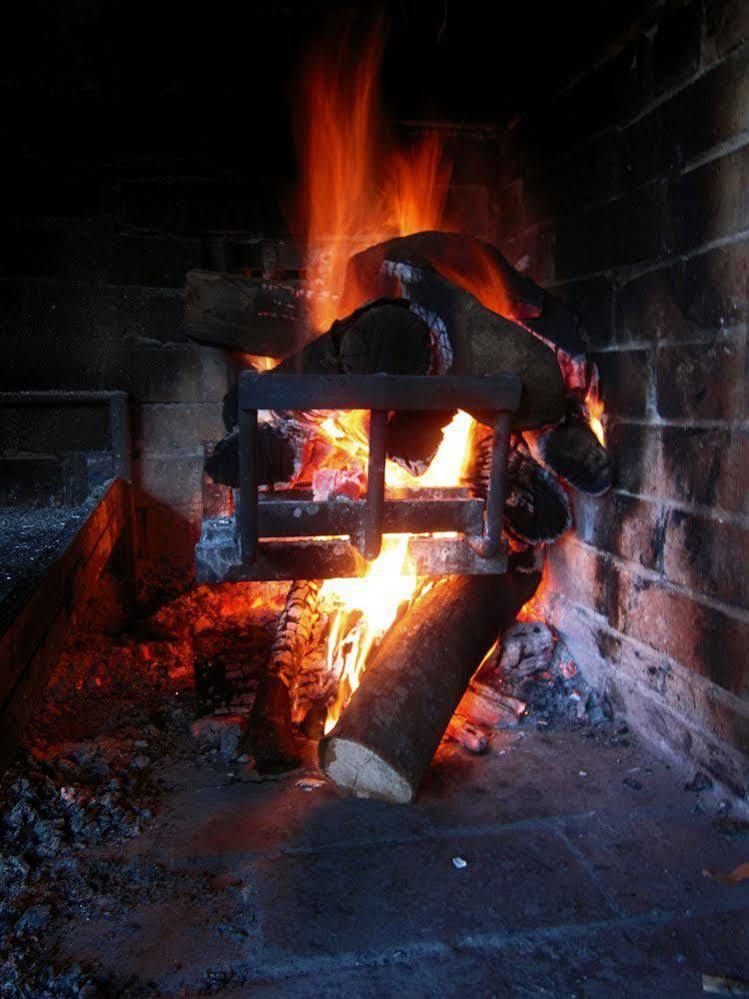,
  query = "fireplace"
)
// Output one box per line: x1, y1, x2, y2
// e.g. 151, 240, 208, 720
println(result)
1, 1, 747, 992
